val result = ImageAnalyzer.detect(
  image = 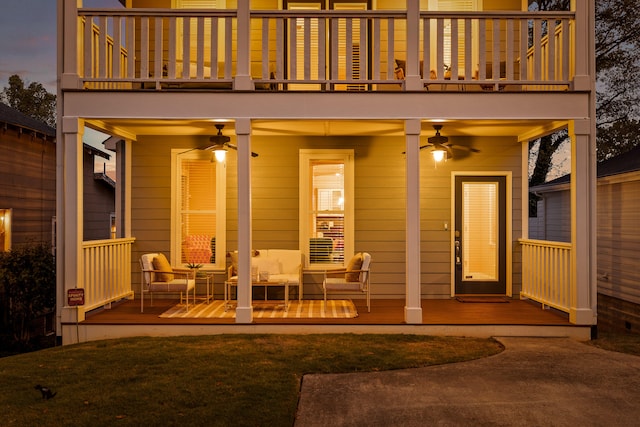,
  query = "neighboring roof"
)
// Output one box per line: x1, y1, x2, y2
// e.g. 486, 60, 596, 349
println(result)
84, 143, 111, 160
94, 171, 116, 189
531, 145, 640, 192
0, 102, 55, 137
597, 144, 640, 178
